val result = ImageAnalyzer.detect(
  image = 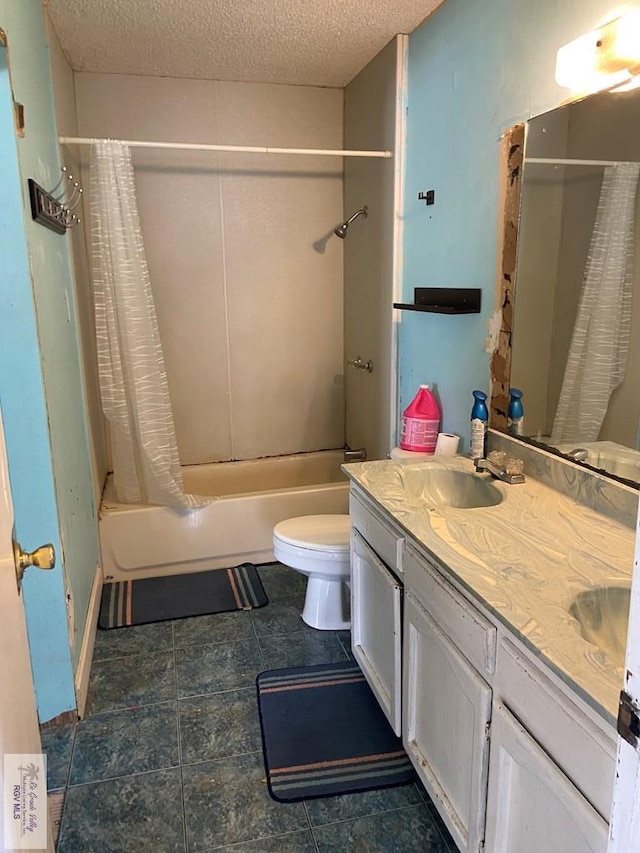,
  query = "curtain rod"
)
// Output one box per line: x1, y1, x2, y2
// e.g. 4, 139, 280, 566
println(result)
526, 157, 639, 166
58, 136, 393, 159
